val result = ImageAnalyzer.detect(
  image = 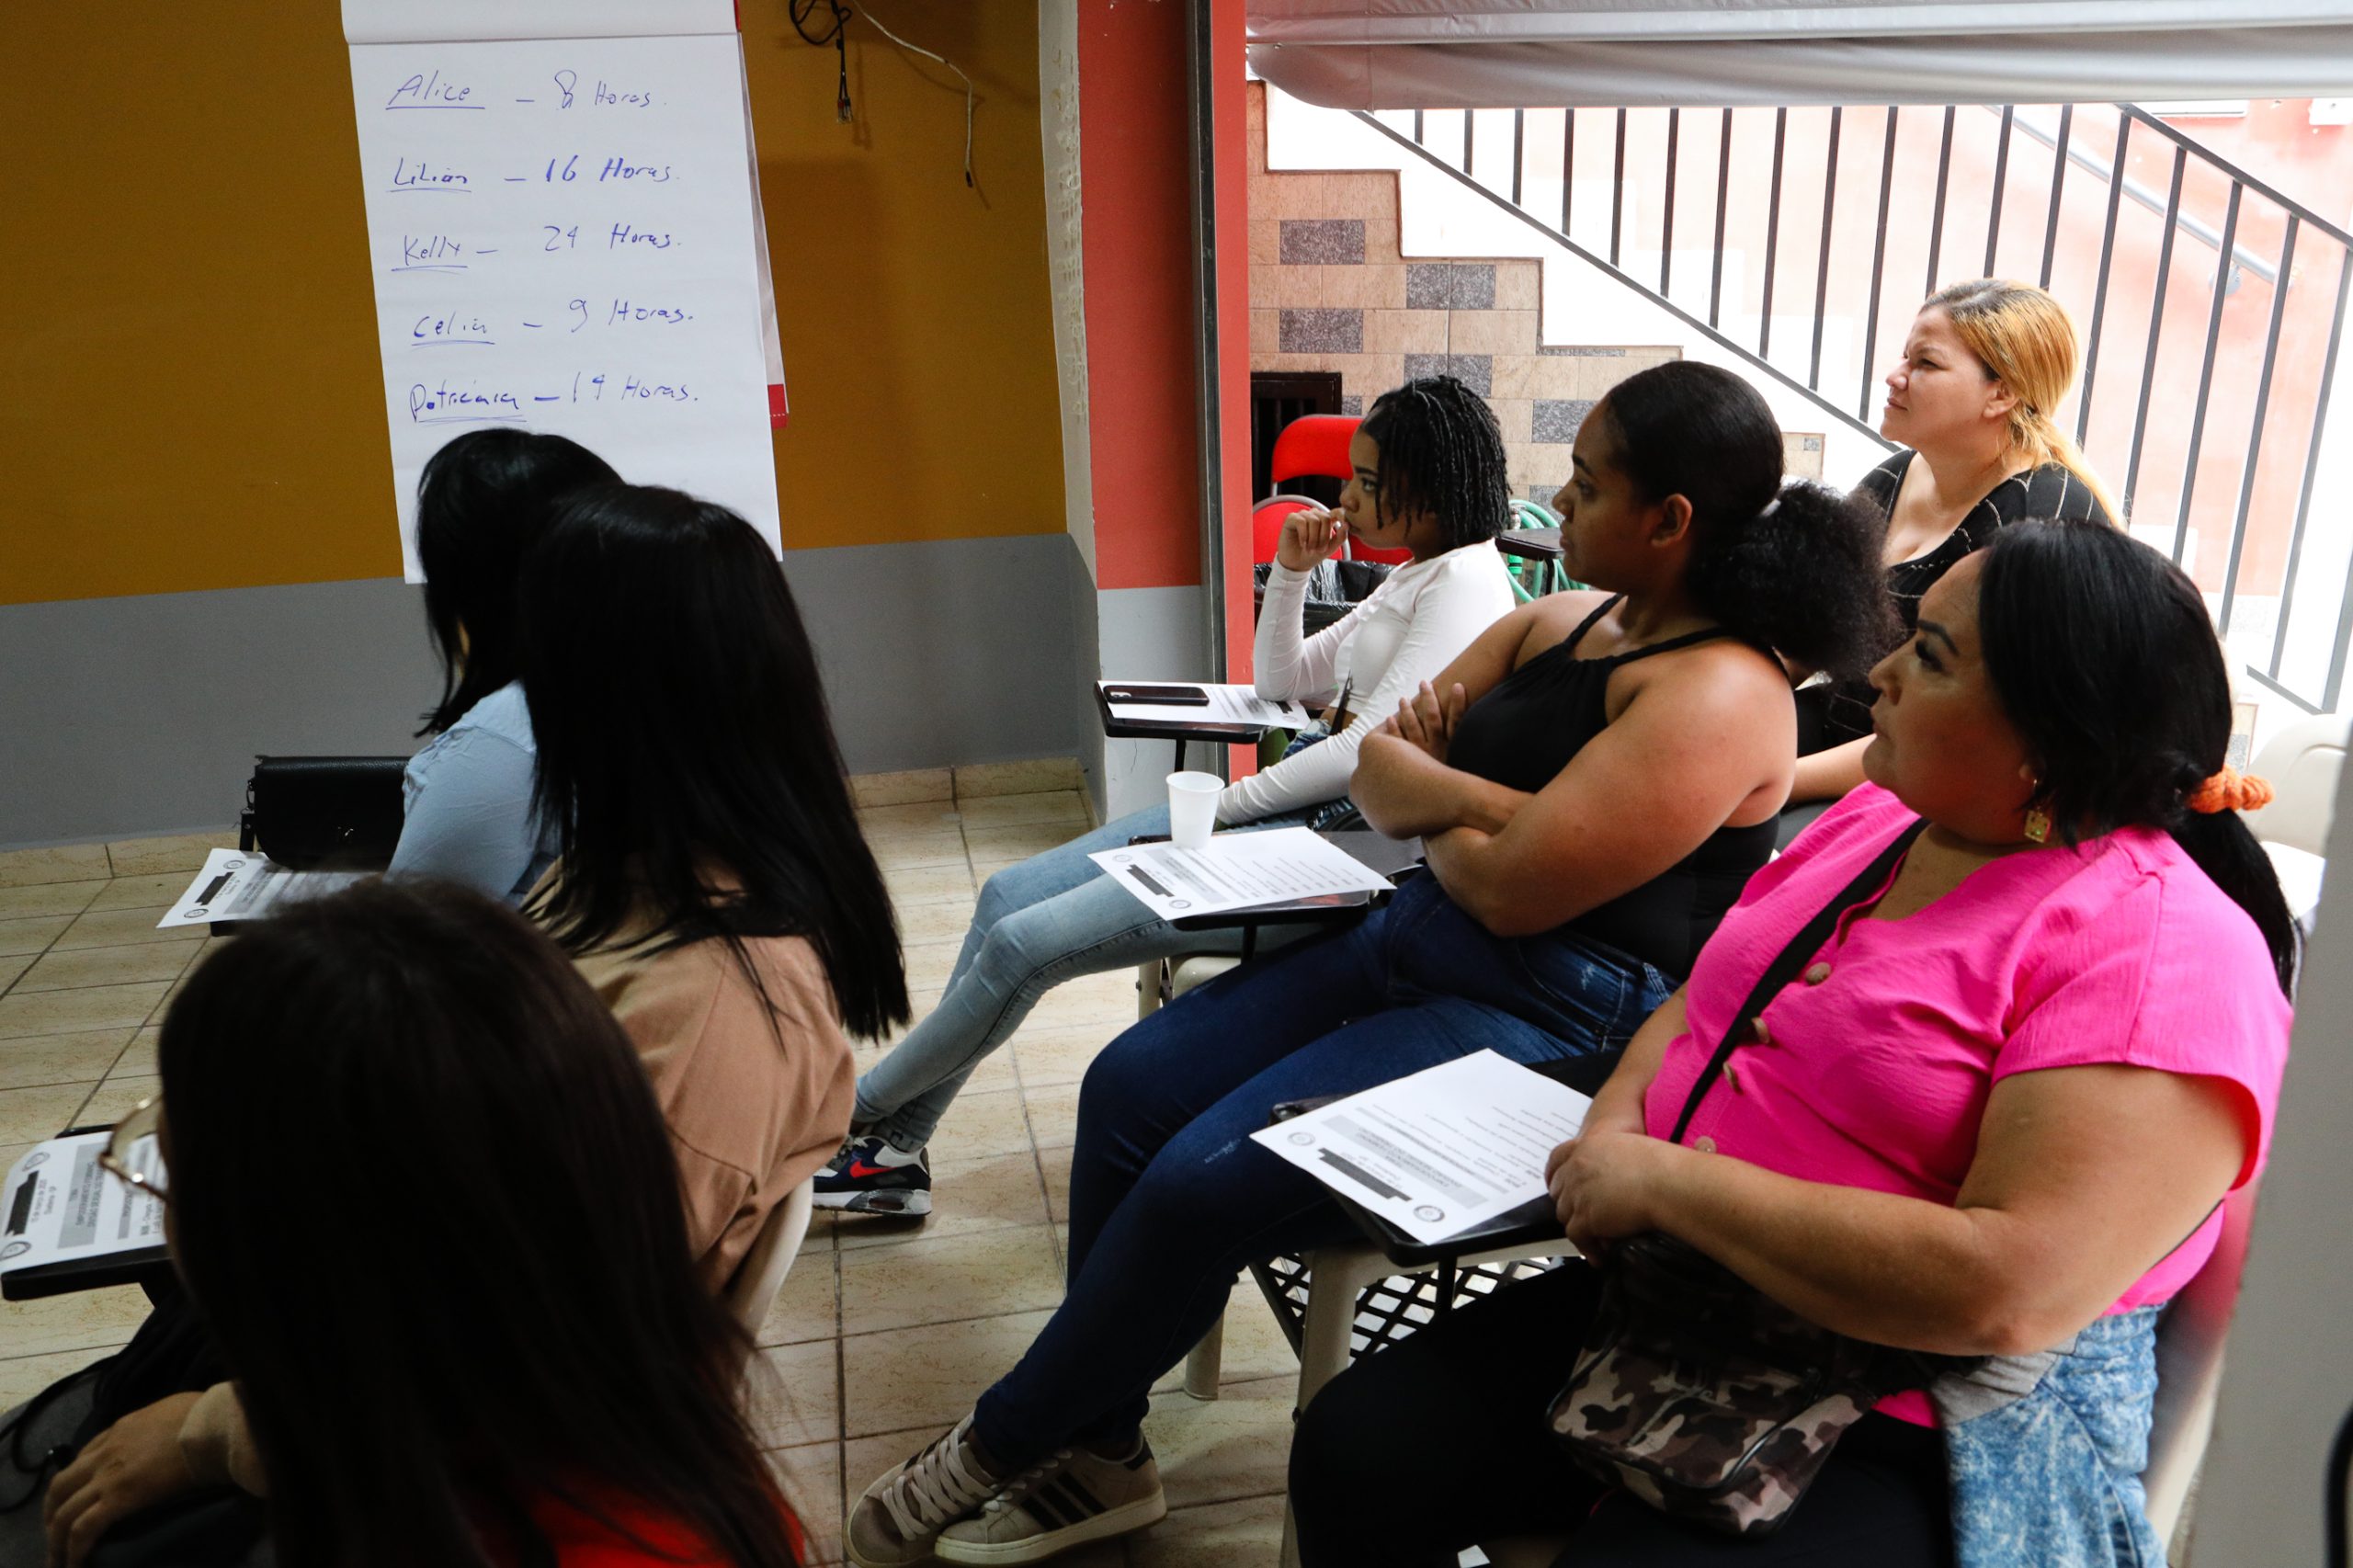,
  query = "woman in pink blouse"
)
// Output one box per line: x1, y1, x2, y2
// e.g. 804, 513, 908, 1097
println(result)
1289, 517, 2297, 1567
